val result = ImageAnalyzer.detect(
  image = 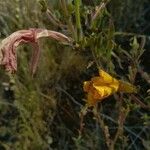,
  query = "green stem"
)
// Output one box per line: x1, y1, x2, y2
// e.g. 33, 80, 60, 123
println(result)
75, 0, 82, 41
